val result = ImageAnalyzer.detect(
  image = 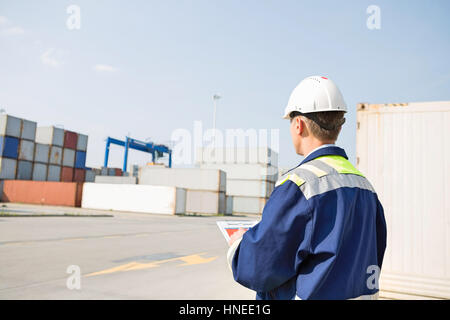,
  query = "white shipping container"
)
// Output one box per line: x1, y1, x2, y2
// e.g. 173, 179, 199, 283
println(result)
95, 176, 137, 184
356, 101, 450, 299
35, 126, 64, 147
76, 134, 88, 151
139, 167, 226, 192
21, 119, 37, 141
32, 163, 48, 181
18, 140, 35, 161
196, 147, 278, 166
185, 190, 225, 215
81, 183, 186, 215
34, 143, 50, 164
49, 146, 63, 165
47, 165, 61, 181
62, 148, 75, 167
232, 196, 268, 215
227, 179, 275, 198
199, 163, 279, 183
0, 157, 17, 179
0, 114, 21, 138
